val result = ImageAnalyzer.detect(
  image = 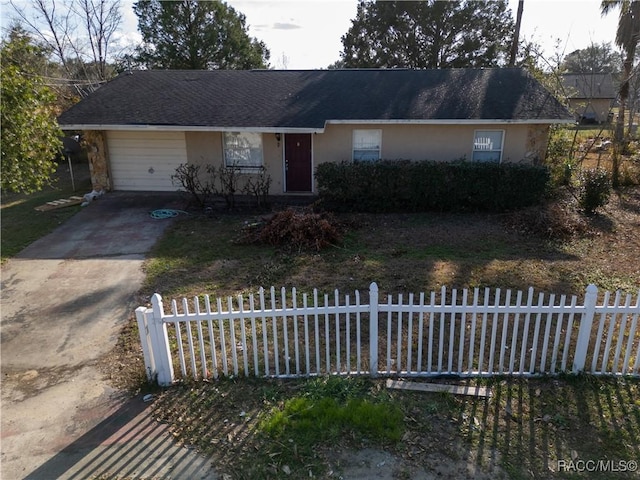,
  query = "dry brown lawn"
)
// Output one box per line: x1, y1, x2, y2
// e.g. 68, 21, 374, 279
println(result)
105, 177, 640, 480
